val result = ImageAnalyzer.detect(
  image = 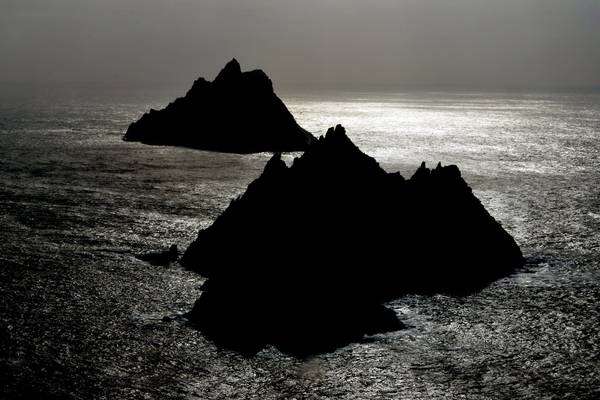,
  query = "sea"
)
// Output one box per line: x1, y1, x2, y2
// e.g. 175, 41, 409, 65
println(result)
0, 84, 599, 399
